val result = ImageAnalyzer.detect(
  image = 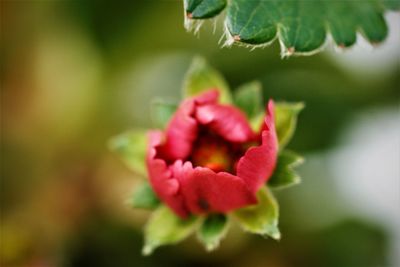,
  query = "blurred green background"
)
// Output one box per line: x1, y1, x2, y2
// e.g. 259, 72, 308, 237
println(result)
1, 1, 399, 267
